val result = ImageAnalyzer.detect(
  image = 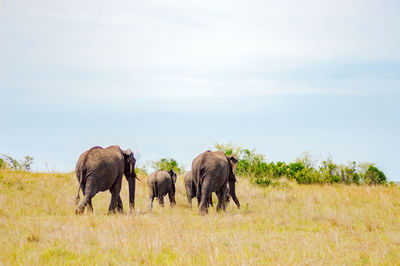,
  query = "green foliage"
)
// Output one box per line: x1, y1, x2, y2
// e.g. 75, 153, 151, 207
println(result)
151, 158, 184, 175
213, 142, 388, 187
213, 142, 268, 180
0, 158, 5, 169
362, 165, 387, 185
1, 155, 34, 171
287, 162, 305, 179
134, 167, 148, 176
